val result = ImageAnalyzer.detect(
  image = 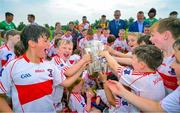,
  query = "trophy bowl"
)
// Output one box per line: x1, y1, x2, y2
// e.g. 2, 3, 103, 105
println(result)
84, 40, 108, 75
